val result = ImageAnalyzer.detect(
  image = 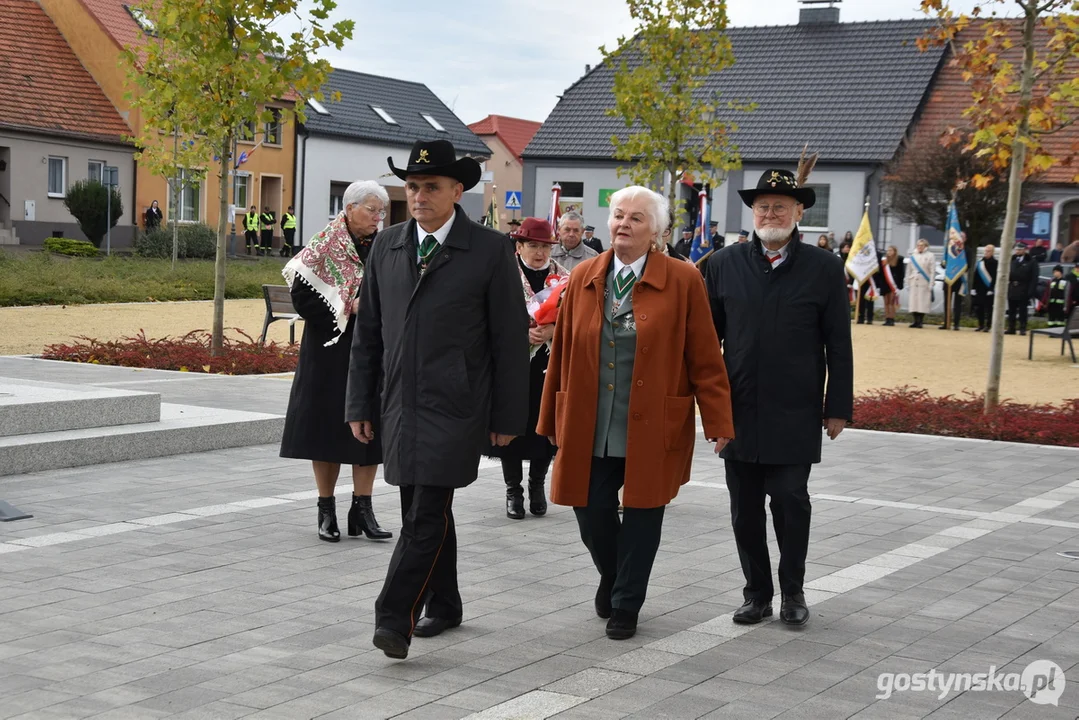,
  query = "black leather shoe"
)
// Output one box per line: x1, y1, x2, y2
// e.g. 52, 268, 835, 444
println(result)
1005, 329, 1016, 335
413, 615, 462, 638
348, 495, 393, 539
780, 593, 810, 626
317, 497, 340, 543
528, 478, 547, 516
372, 627, 409, 659
506, 487, 524, 520
595, 576, 614, 619
732, 599, 772, 625
605, 609, 638, 640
